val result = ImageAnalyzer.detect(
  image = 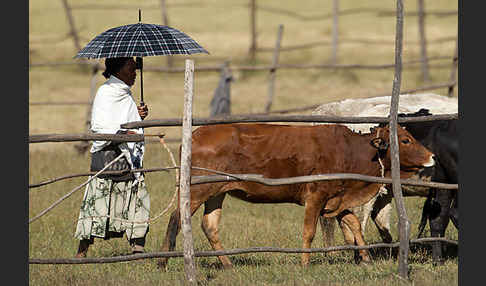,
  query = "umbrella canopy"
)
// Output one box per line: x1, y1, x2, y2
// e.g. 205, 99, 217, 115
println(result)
74, 13, 209, 106
74, 23, 209, 59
